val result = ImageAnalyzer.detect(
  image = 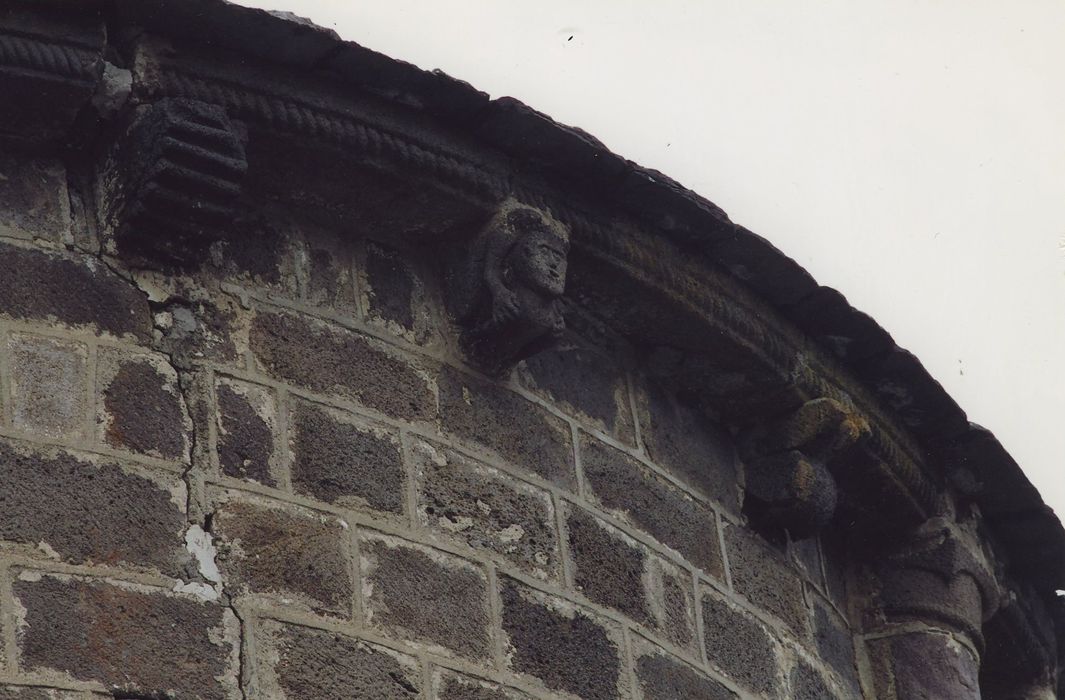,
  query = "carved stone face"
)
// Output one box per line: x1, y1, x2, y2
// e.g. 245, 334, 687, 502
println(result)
511, 230, 568, 296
